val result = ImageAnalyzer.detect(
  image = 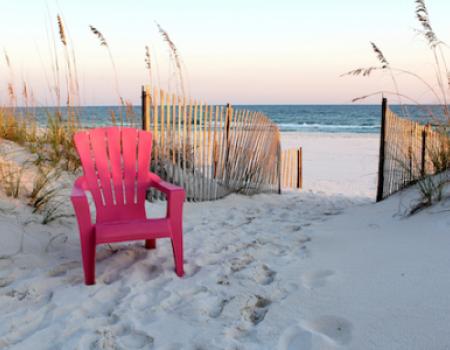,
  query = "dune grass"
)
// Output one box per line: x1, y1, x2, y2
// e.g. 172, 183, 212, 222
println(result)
343, 0, 450, 210
0, 12, 189, 221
